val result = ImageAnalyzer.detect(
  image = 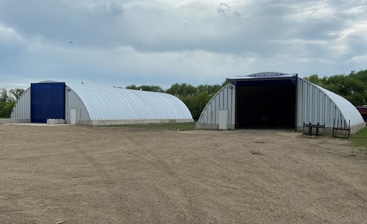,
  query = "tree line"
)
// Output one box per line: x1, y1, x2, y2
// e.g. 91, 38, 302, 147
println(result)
1, 69, 366, 119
